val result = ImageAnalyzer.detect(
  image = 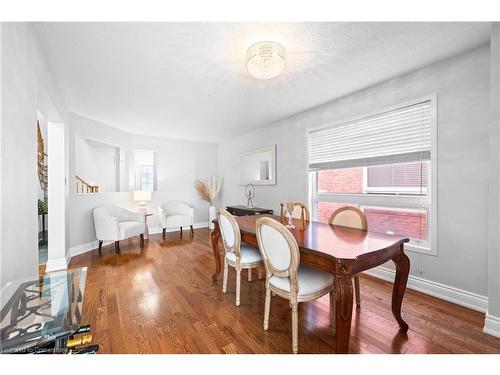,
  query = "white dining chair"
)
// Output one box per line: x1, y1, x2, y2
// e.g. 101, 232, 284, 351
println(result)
329, 206, 368, 308
279, 201, 309, 220
218, 208, 263, 306
279, 202, 310, 229
256, 216, 335, 354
